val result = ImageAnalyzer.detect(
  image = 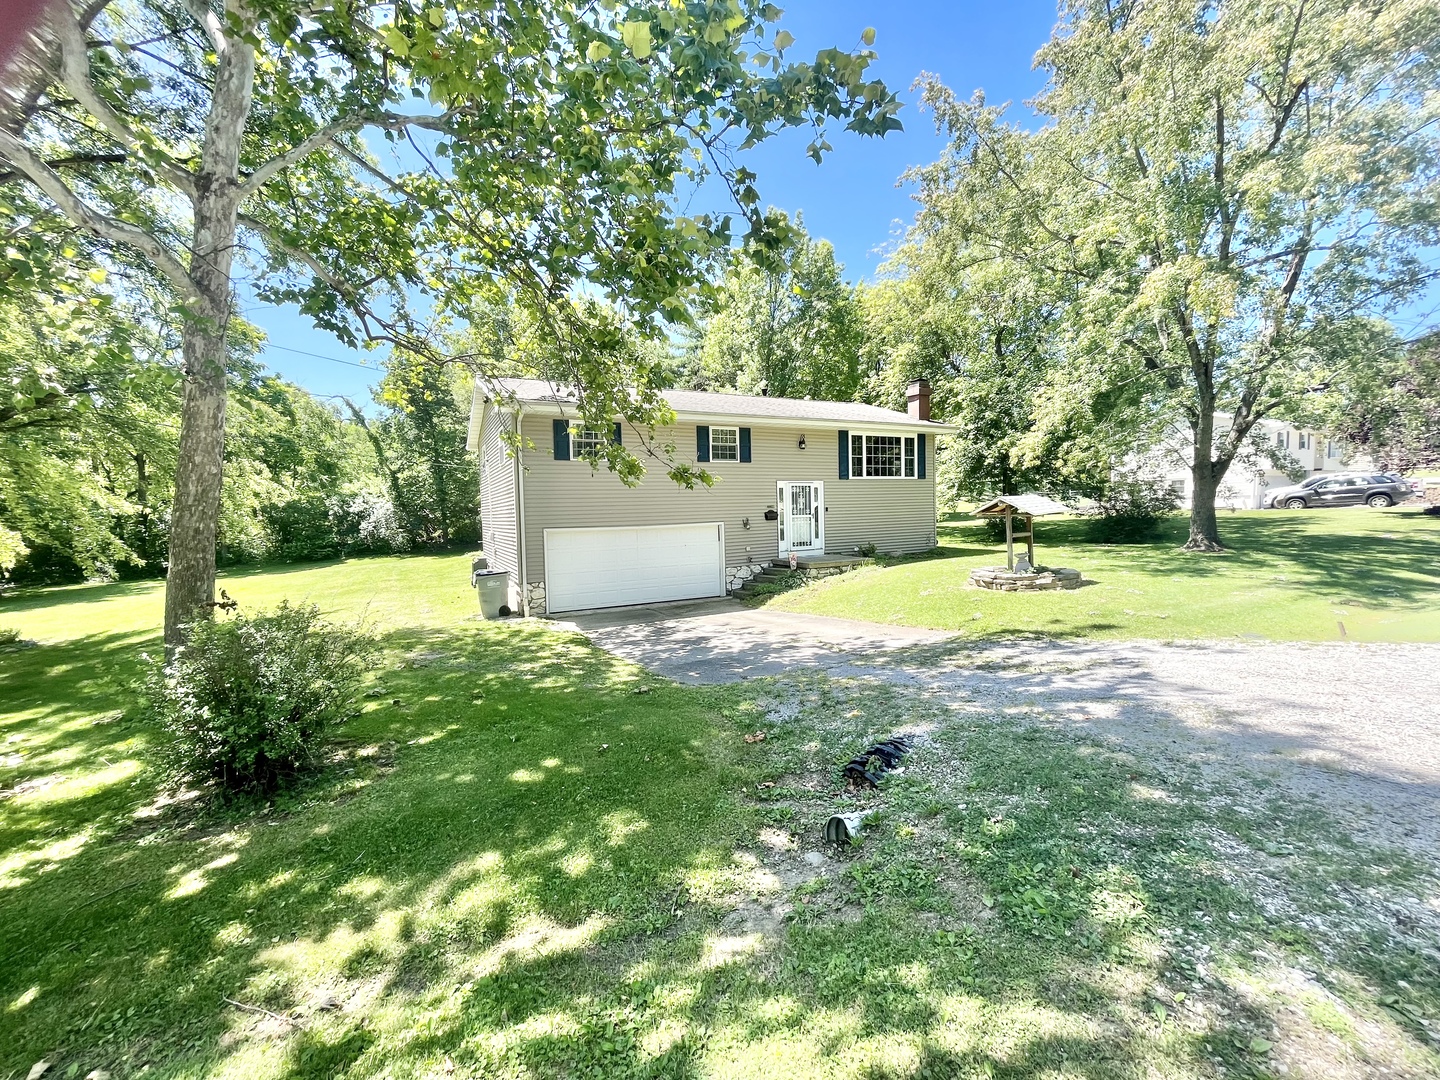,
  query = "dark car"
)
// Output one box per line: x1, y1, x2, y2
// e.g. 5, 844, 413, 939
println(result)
1264, 472, 1413, 509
